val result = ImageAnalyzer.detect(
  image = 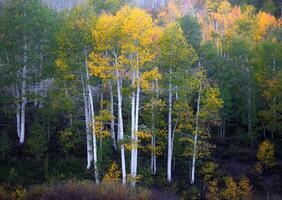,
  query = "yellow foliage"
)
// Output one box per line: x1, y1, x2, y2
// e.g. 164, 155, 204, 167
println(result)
217, 0, 232, 15
124, 141, 138, 151
127, 174, 142, 184
201, 161, 218, 183
140, 68, 162, 91
206, 179, 220, 200
157, 1, 181, 25
88, 53, 113, 79
254, 11, 277, 42
221, 176, 239, 200
136, 131, 151, 140
92, 13, 117, 51
11, 186, 26, 200
254, 162, 263, 174
91, 5, 160, 85
238, 177, 253, 200
55, 59, 75, 80
103, 162, 121, 183
257, 140, 277, 169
